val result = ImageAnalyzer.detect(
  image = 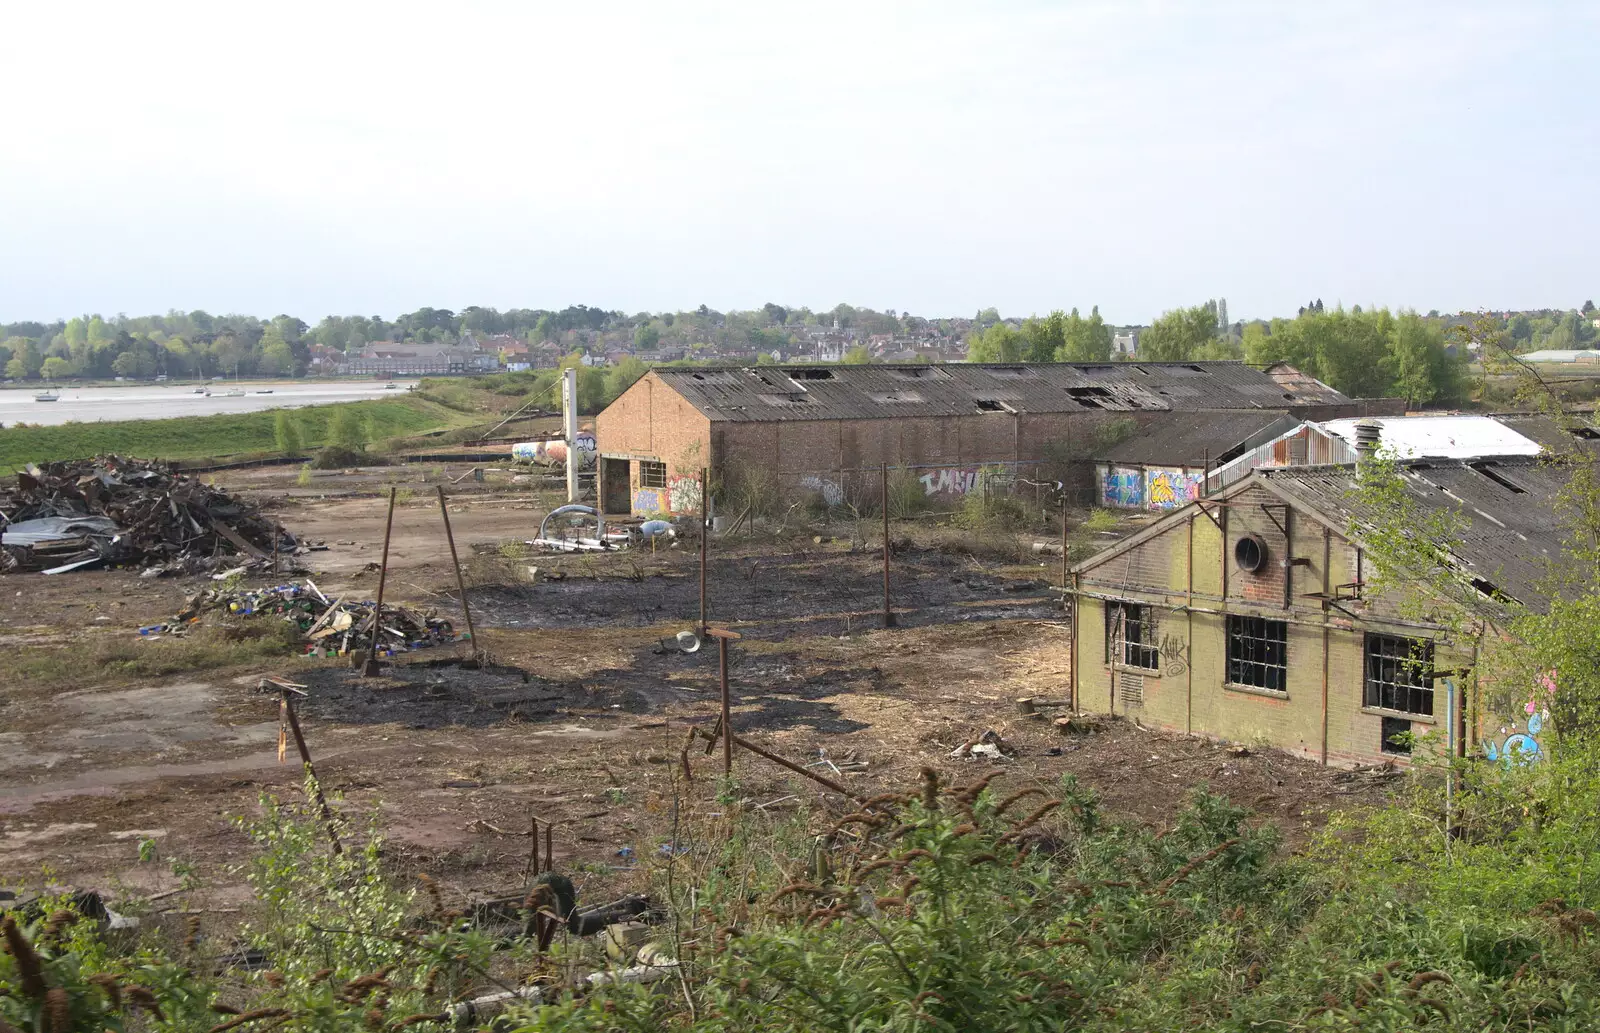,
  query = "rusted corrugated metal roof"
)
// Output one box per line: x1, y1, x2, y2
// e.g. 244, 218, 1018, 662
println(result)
1097, 411, 1300, 467
650, 362, 1351, 422
1259, 456, 1571, 611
